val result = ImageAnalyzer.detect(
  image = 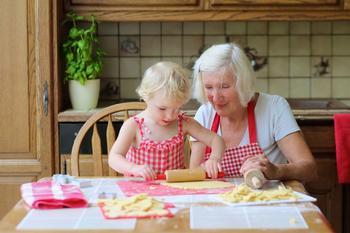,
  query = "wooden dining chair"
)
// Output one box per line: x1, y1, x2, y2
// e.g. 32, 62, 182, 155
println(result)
69, 102, 146, 177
